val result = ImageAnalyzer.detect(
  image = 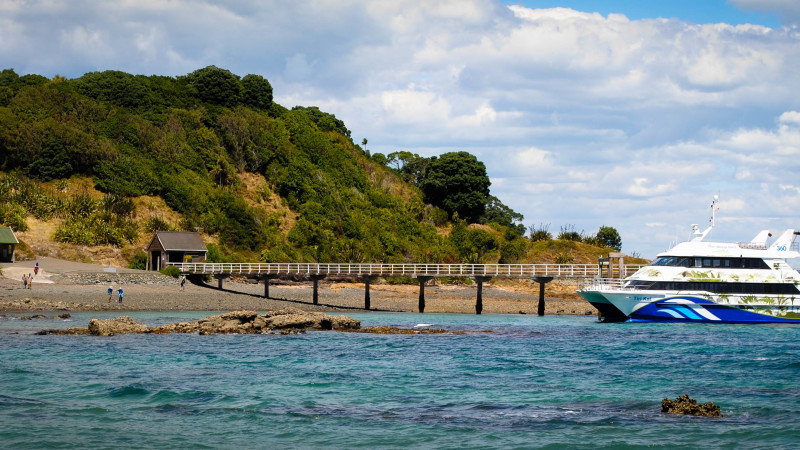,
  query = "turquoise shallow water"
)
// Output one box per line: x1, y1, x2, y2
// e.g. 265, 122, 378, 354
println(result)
1, 311, 799, 449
